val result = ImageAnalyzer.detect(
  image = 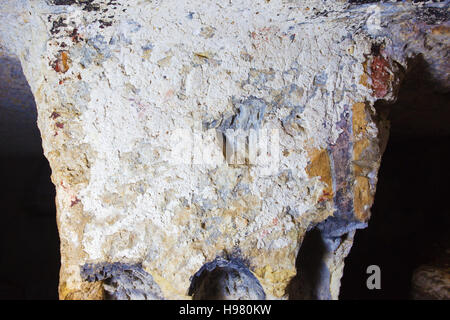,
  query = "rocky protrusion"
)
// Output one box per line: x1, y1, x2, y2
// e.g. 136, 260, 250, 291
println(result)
189, 257, 266, 300
81, 262, 164, 300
